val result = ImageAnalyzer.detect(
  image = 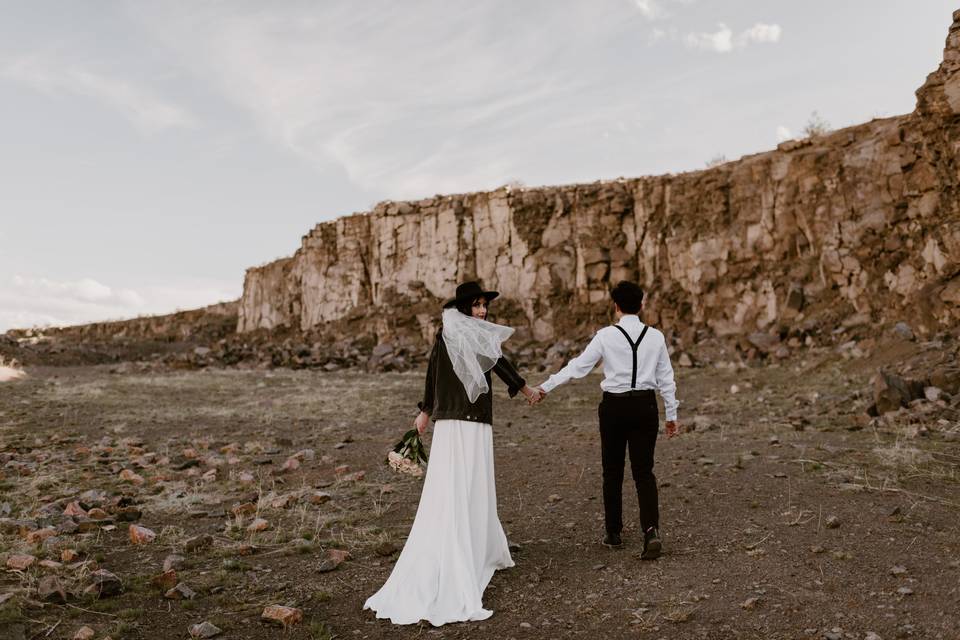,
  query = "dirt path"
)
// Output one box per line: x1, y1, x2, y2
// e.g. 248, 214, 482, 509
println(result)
1, 355, 958, 639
